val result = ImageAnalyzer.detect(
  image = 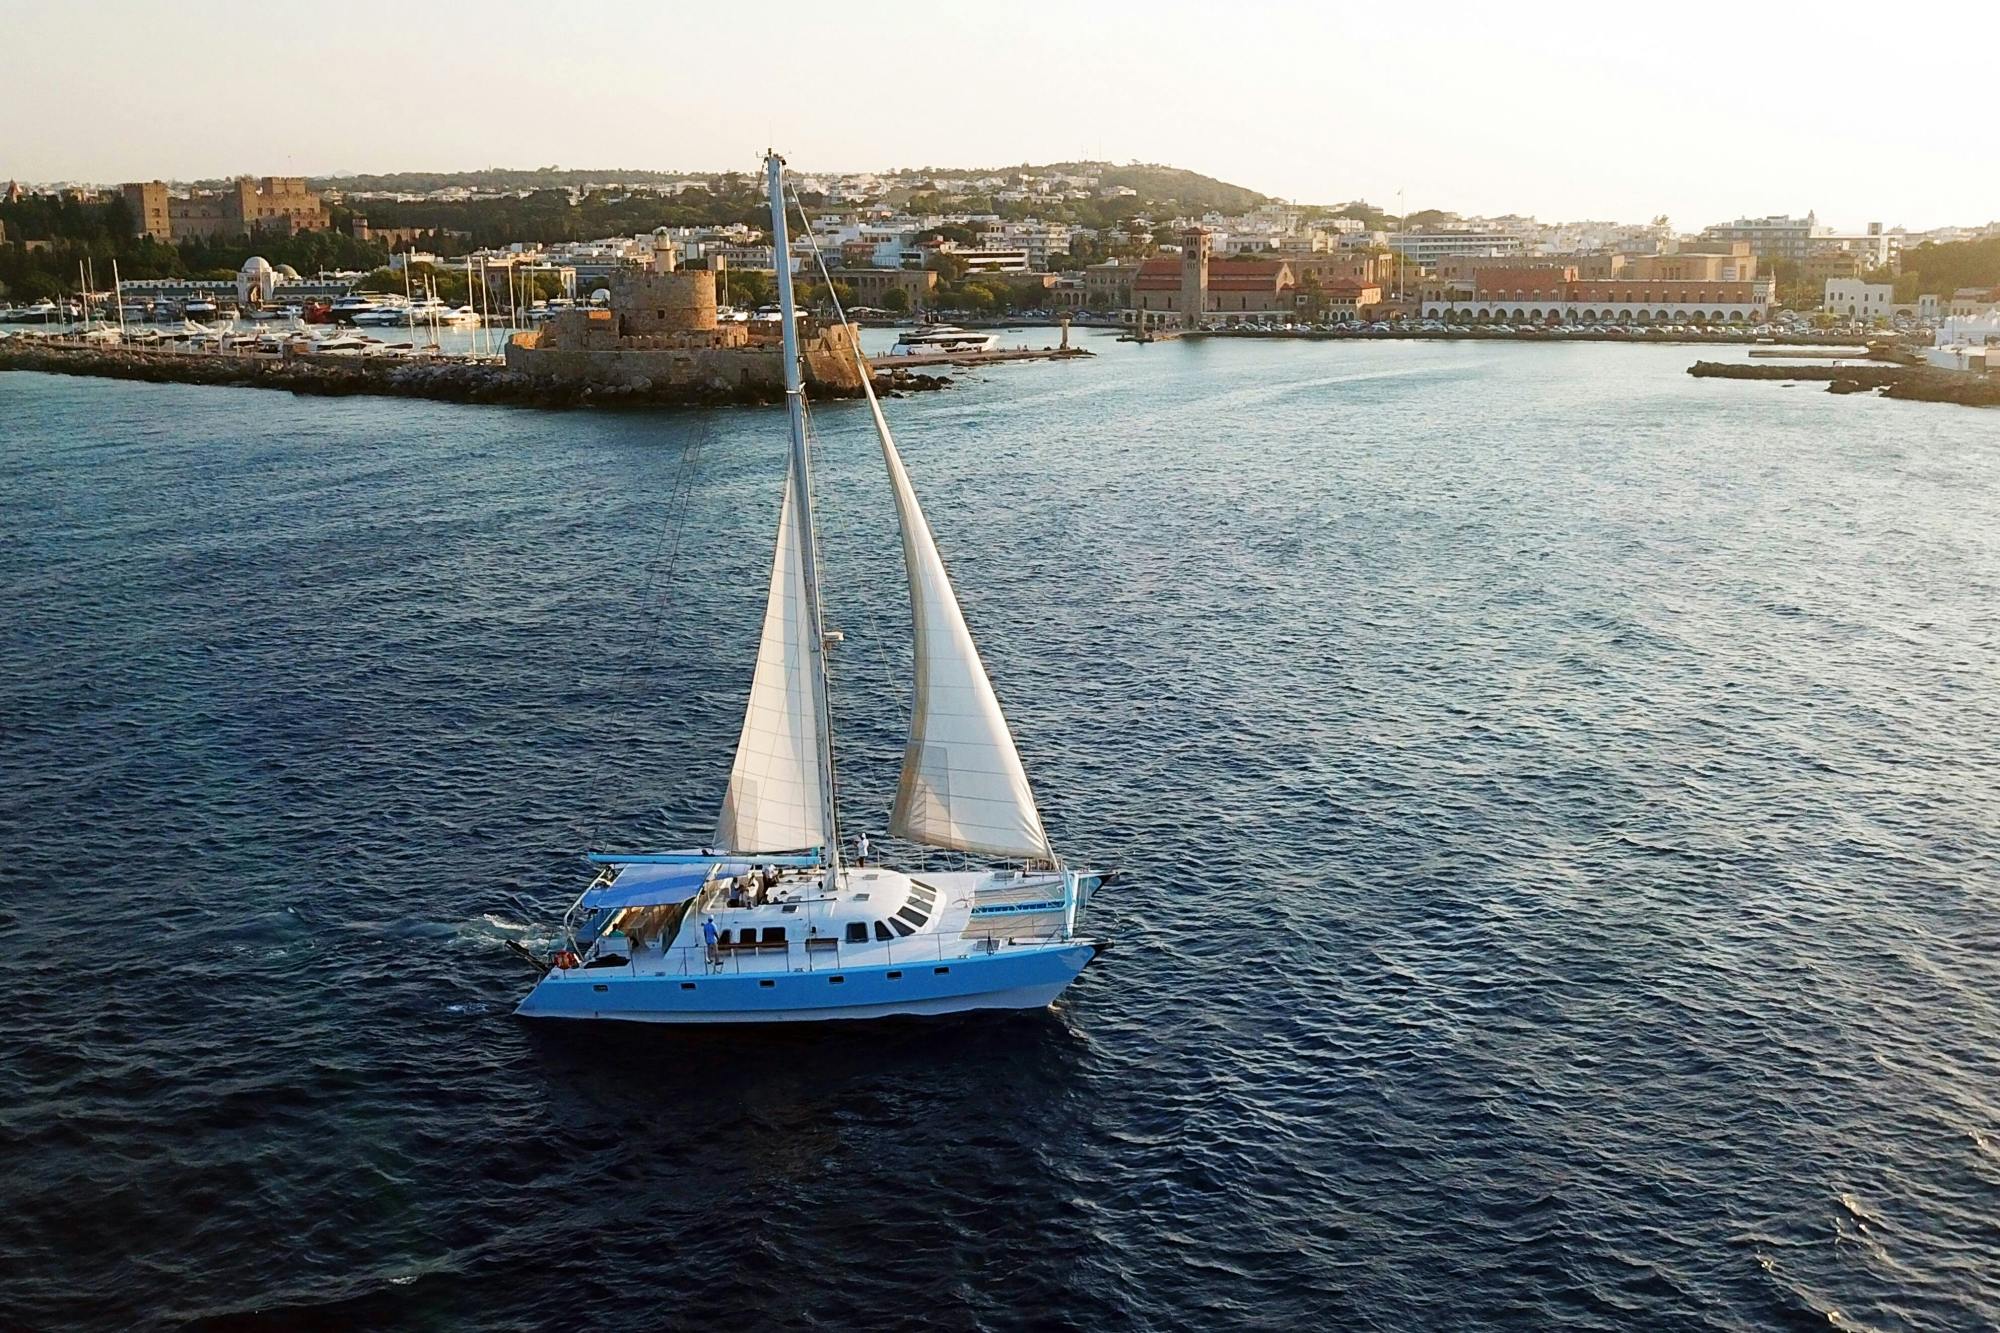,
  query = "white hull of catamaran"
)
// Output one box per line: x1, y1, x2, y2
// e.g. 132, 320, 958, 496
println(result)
514, 942, 1095, 1025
